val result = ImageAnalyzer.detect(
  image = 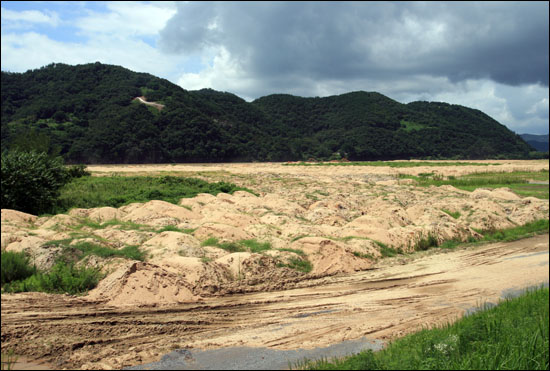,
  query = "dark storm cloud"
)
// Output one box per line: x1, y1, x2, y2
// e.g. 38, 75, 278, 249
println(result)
159, 1, 549, 87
